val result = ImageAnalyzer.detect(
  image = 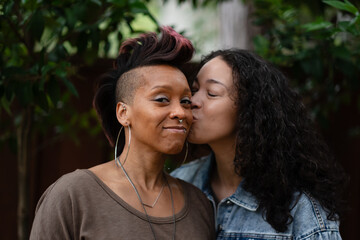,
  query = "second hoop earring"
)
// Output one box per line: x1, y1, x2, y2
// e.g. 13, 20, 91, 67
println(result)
180, 141, 188, 166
